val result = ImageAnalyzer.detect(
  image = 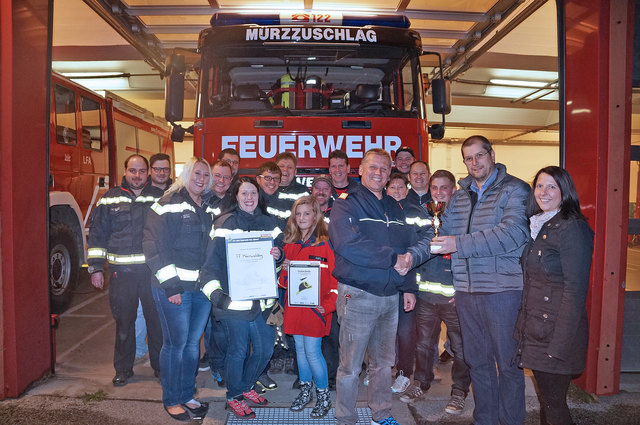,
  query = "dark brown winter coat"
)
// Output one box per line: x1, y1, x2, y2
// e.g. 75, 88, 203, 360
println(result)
514, 213, 594, 375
